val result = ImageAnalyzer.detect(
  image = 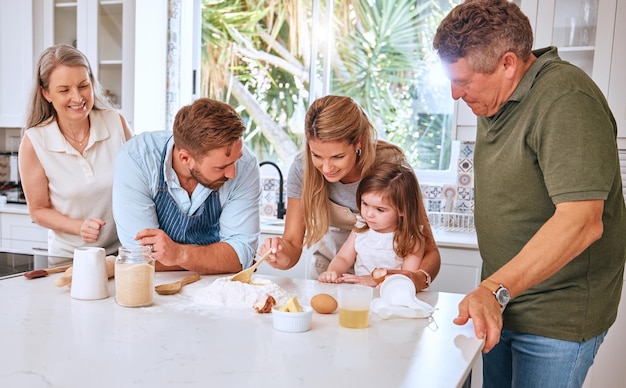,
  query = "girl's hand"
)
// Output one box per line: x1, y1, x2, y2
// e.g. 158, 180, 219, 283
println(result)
340, 274, 378, 287
318, 270, 342, 283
